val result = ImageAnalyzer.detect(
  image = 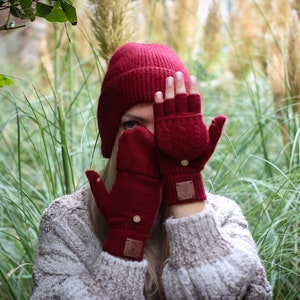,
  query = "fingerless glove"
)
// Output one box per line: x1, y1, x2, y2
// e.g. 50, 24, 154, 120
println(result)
154, 93, 226, 206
